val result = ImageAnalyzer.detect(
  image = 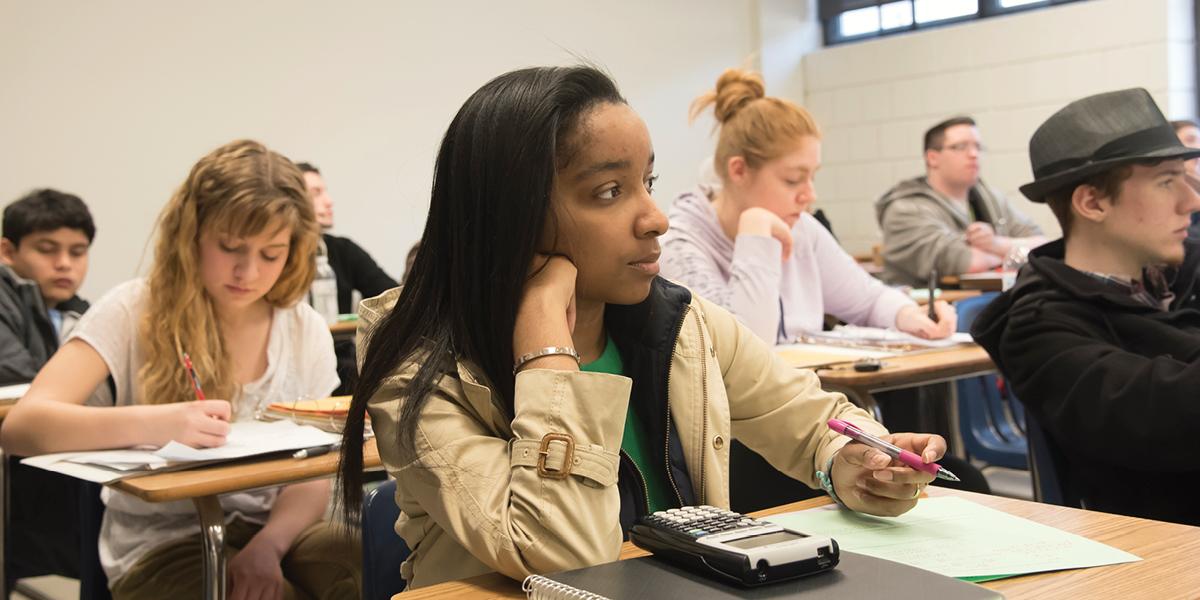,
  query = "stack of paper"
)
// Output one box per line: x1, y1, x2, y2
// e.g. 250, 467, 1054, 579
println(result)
22, 420, 341, 483
800, 325, 974, 351
259, 396, 355, 433
775, 343, 896, 369
0, 382, 31, 403
765, 497, 1140, 582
